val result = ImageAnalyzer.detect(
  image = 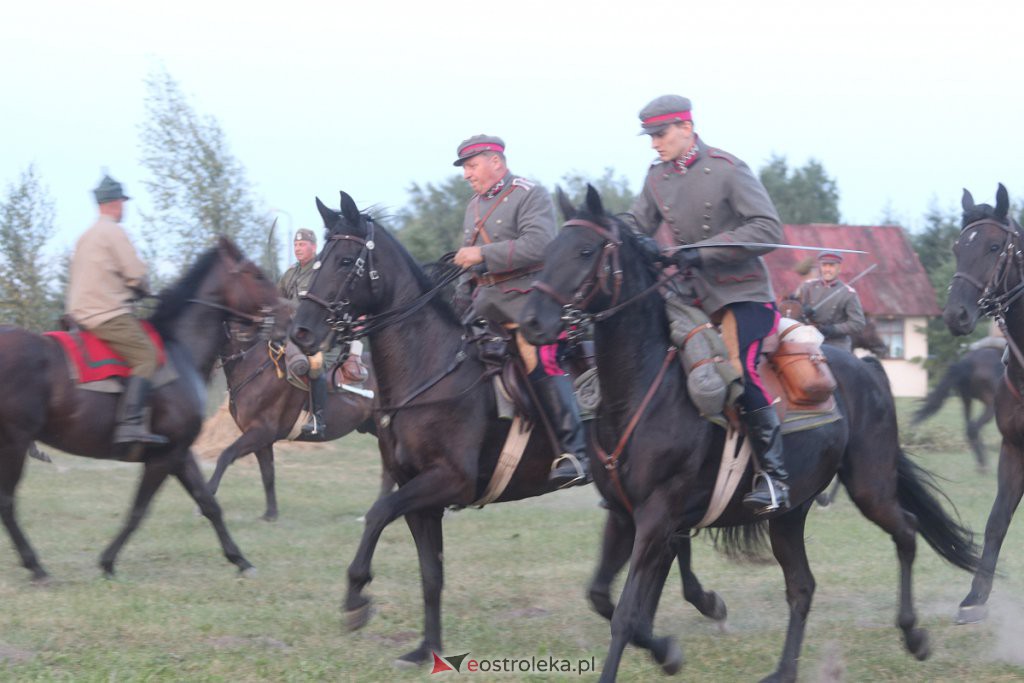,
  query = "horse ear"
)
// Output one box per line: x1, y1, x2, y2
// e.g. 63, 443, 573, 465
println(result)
554, 186, 575, 222
339, 191, 361, 223
316, 197, 338, 227
962, 188, 975, 212
995, 183, 1010, 220
584, 184, 605, 217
